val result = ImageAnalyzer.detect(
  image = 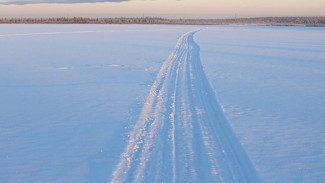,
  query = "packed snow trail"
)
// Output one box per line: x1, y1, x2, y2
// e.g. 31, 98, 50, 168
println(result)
111, 31, 261, 183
